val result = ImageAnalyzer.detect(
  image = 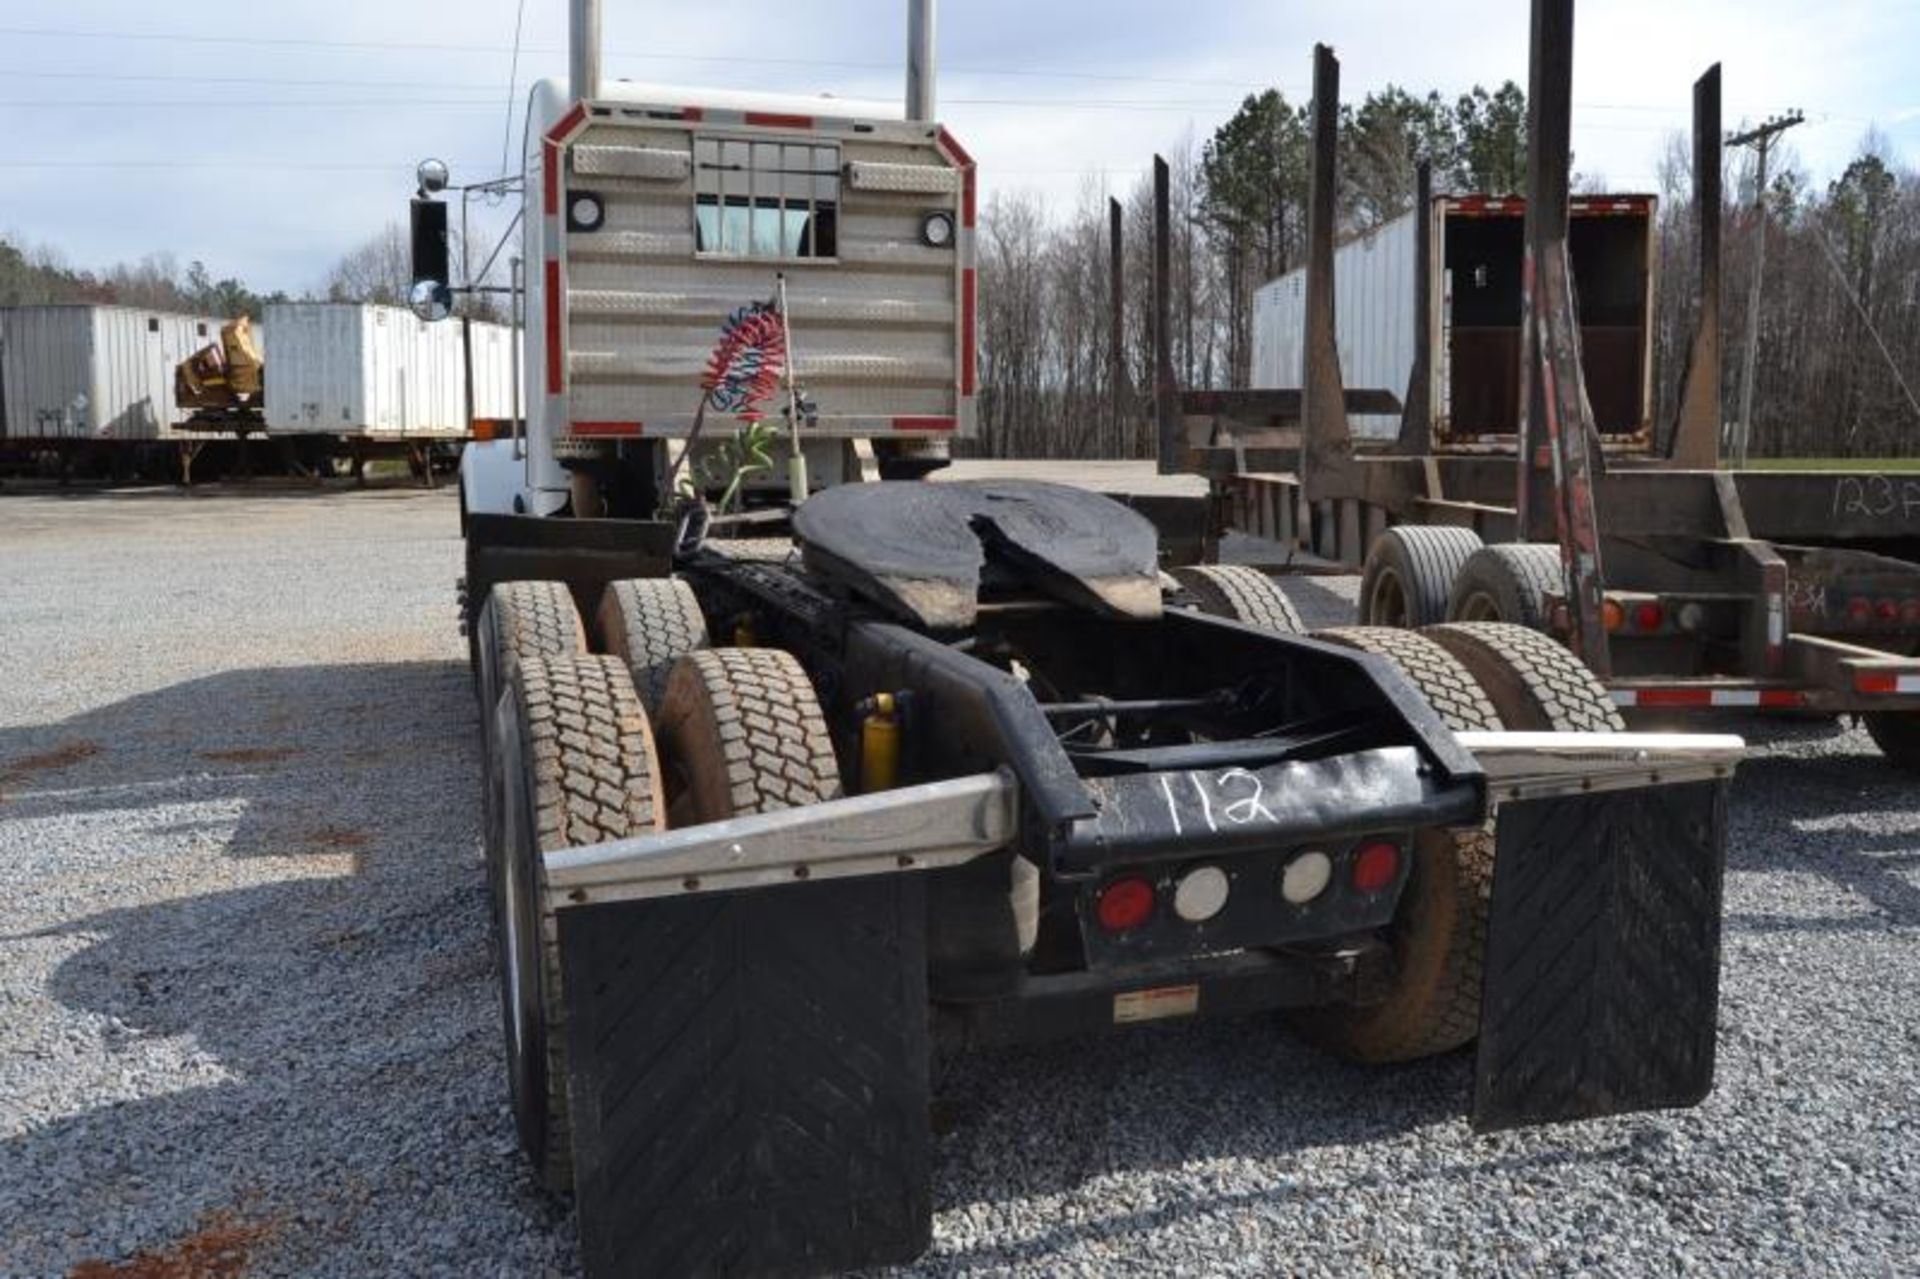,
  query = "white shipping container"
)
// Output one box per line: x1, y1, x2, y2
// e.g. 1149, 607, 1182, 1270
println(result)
0, 304, 222, 441
1252, 211, 1417, 441
262, 302, 516, 437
